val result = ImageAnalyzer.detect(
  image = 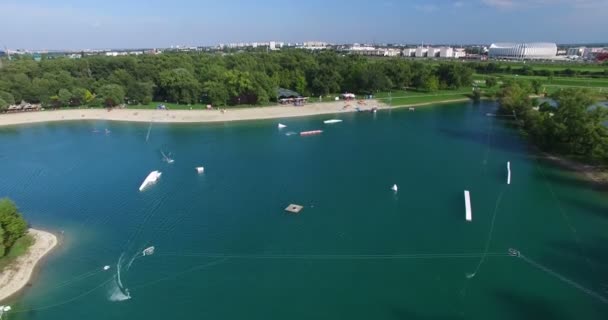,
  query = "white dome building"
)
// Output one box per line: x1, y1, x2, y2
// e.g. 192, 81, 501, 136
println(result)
489, 43, 557, 60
